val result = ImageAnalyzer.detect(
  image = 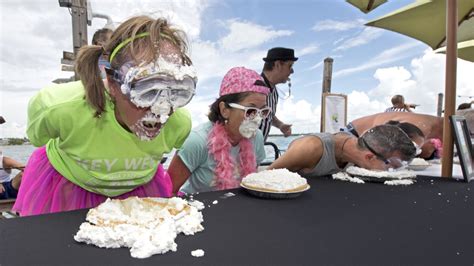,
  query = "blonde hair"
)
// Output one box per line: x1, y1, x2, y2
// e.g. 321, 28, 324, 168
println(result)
75, 16, 192, 117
